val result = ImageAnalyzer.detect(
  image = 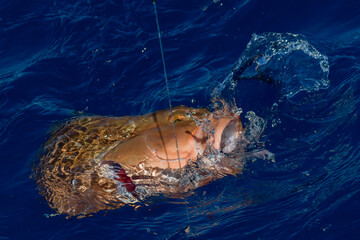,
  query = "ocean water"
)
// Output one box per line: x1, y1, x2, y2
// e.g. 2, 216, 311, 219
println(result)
1, 0, 360, 239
